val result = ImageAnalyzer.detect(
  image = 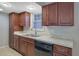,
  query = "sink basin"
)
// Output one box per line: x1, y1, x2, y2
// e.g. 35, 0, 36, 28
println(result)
24, 34, 40, 37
